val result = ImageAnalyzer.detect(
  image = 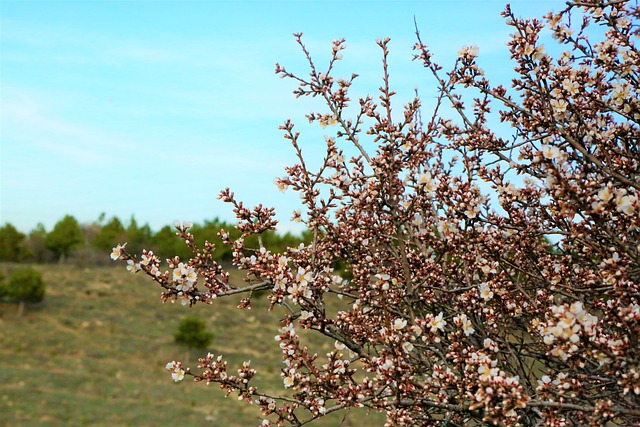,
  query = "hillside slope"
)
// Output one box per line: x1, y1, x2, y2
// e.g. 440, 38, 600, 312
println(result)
0, 264, 382, 426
